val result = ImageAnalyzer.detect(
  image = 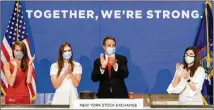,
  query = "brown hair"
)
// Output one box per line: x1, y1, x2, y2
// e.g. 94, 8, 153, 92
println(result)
12, 41, 28, 72
183, 46, 201, 77
103, 36, 116, 45
57, 42, 74, 77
